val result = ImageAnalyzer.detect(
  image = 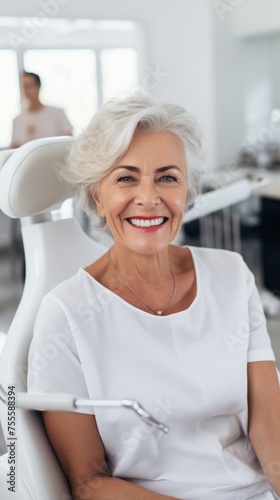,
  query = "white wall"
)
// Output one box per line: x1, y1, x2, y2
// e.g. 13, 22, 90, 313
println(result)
269, 34, 280, 109
0, 0, 217, 170
212, 12, 246, 167
232, 0, 280, 38
242, 38, 273, 136
211, 1, 280, 166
